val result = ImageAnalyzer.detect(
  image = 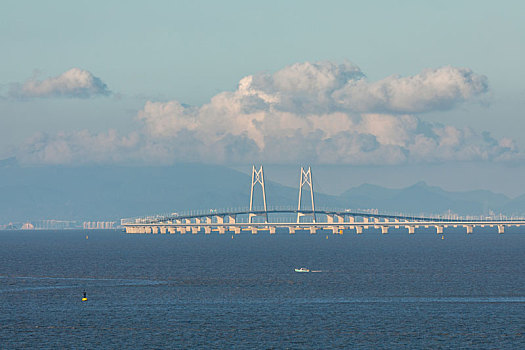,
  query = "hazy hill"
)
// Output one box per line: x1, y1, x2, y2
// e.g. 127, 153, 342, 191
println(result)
340, 181, 510, 216
0, 164, 520, 222
501, 194, 525, 215
0, 164, 340, 222
0, 164, 248, 221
